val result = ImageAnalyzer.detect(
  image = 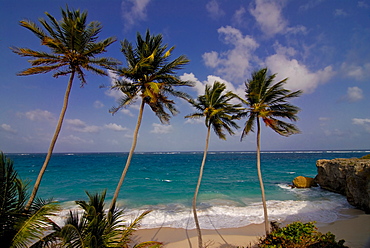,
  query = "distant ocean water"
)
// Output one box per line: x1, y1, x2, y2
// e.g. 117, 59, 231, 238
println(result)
7, 150, 370, 229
